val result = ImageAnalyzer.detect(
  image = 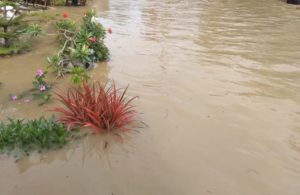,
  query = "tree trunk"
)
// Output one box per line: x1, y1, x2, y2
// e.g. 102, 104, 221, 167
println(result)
3, 25, 9, 48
